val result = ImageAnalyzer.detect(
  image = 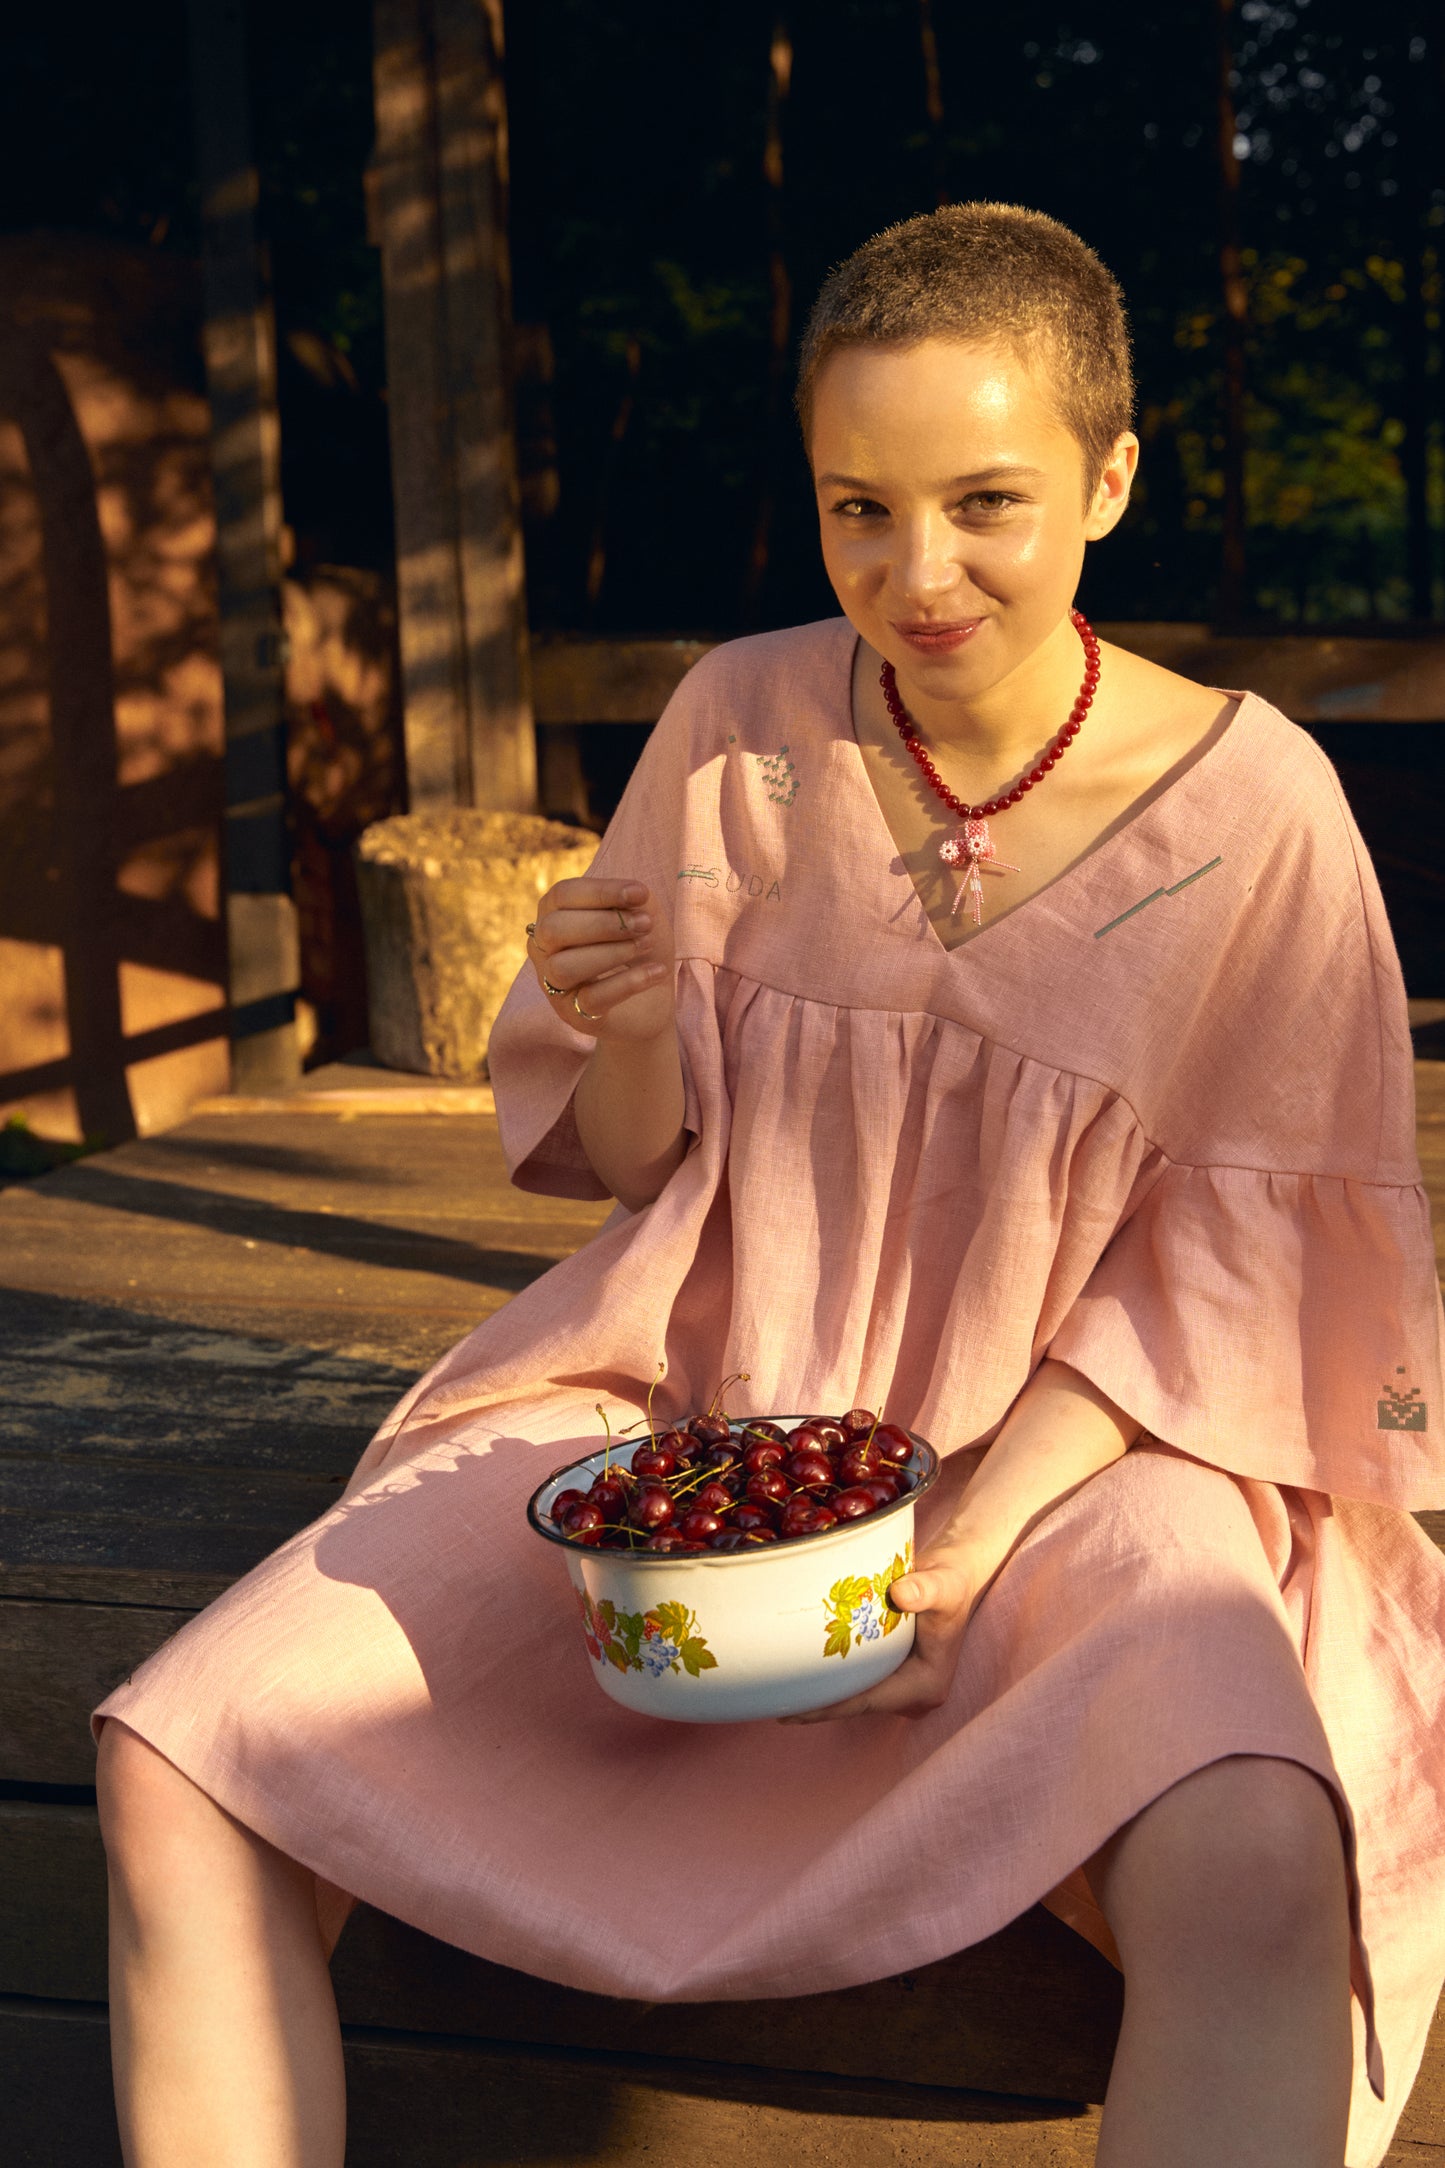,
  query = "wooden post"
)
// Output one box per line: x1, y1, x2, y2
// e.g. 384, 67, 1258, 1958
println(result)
371, 0, 537, 812
187, 0, 301, 1090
